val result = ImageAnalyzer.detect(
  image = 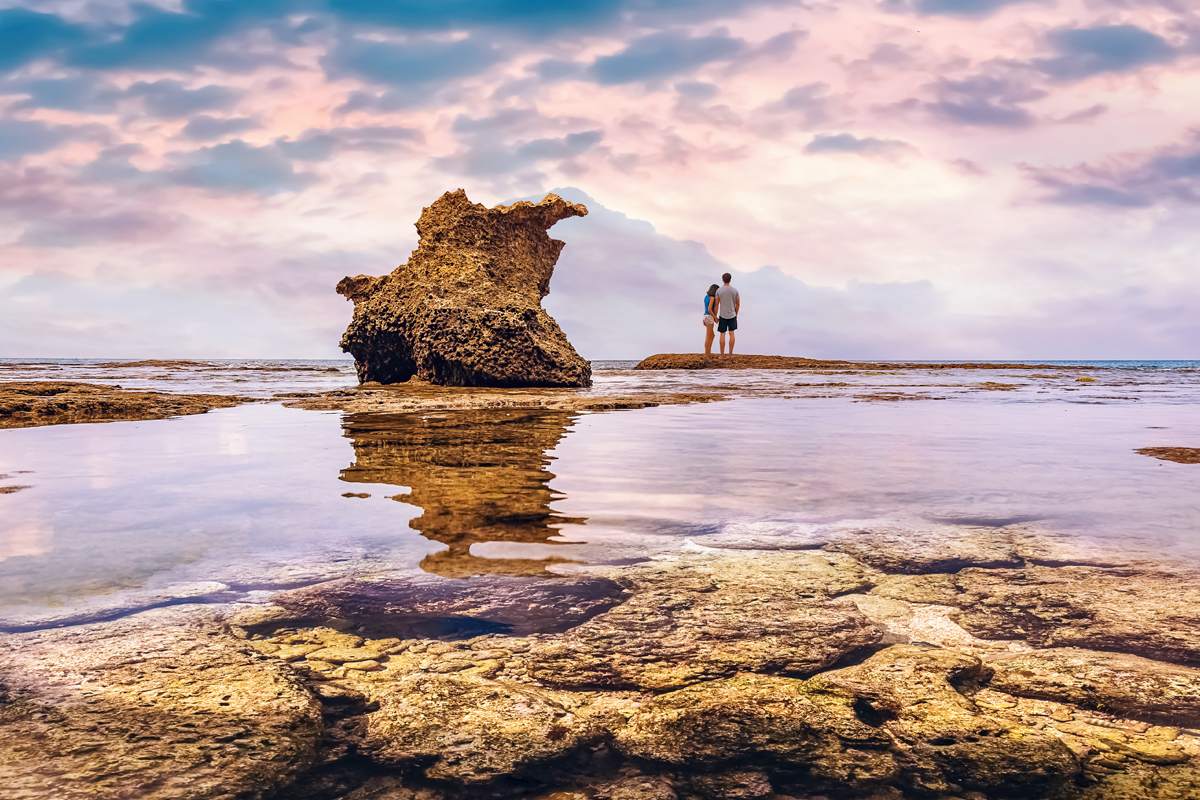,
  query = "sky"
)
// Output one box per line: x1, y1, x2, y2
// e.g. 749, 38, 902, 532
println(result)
0, 0, 1198, 360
